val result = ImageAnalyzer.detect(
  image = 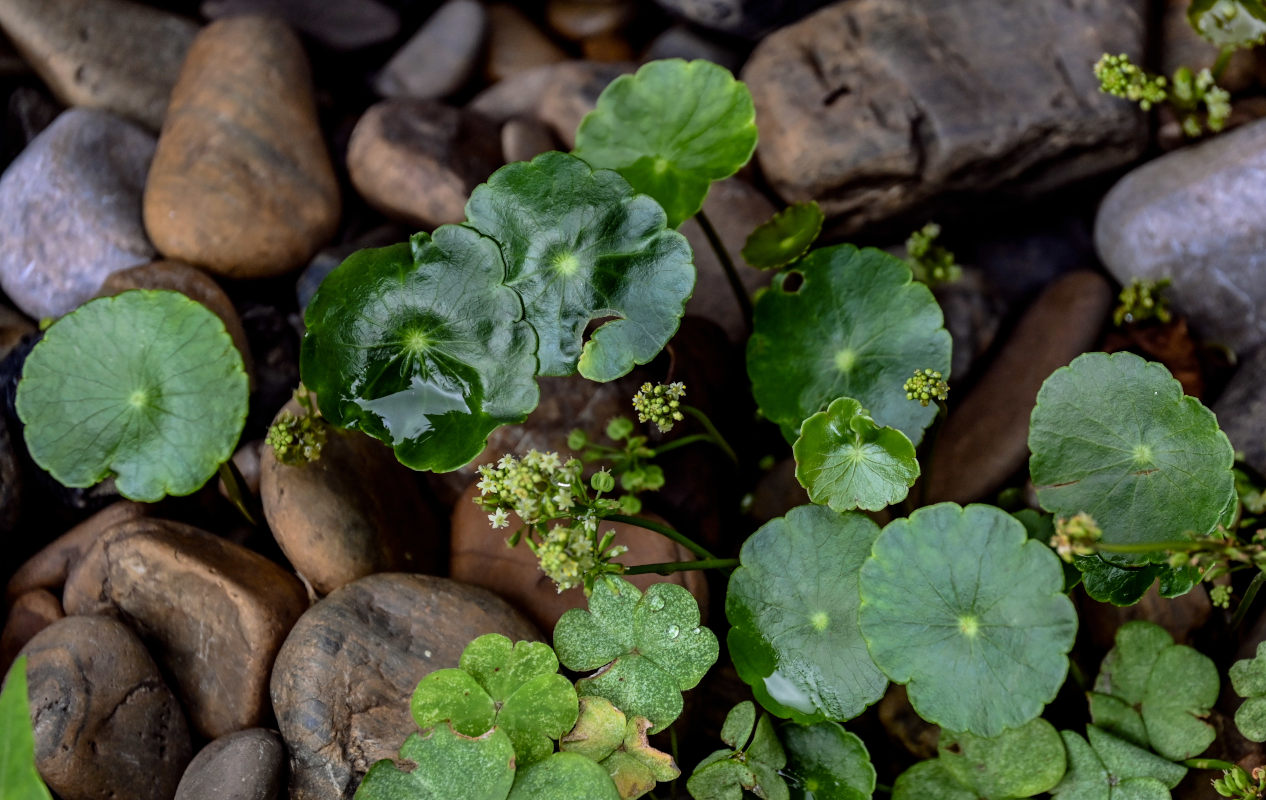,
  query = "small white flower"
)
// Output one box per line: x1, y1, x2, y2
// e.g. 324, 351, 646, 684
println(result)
488, 508, 511, 529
